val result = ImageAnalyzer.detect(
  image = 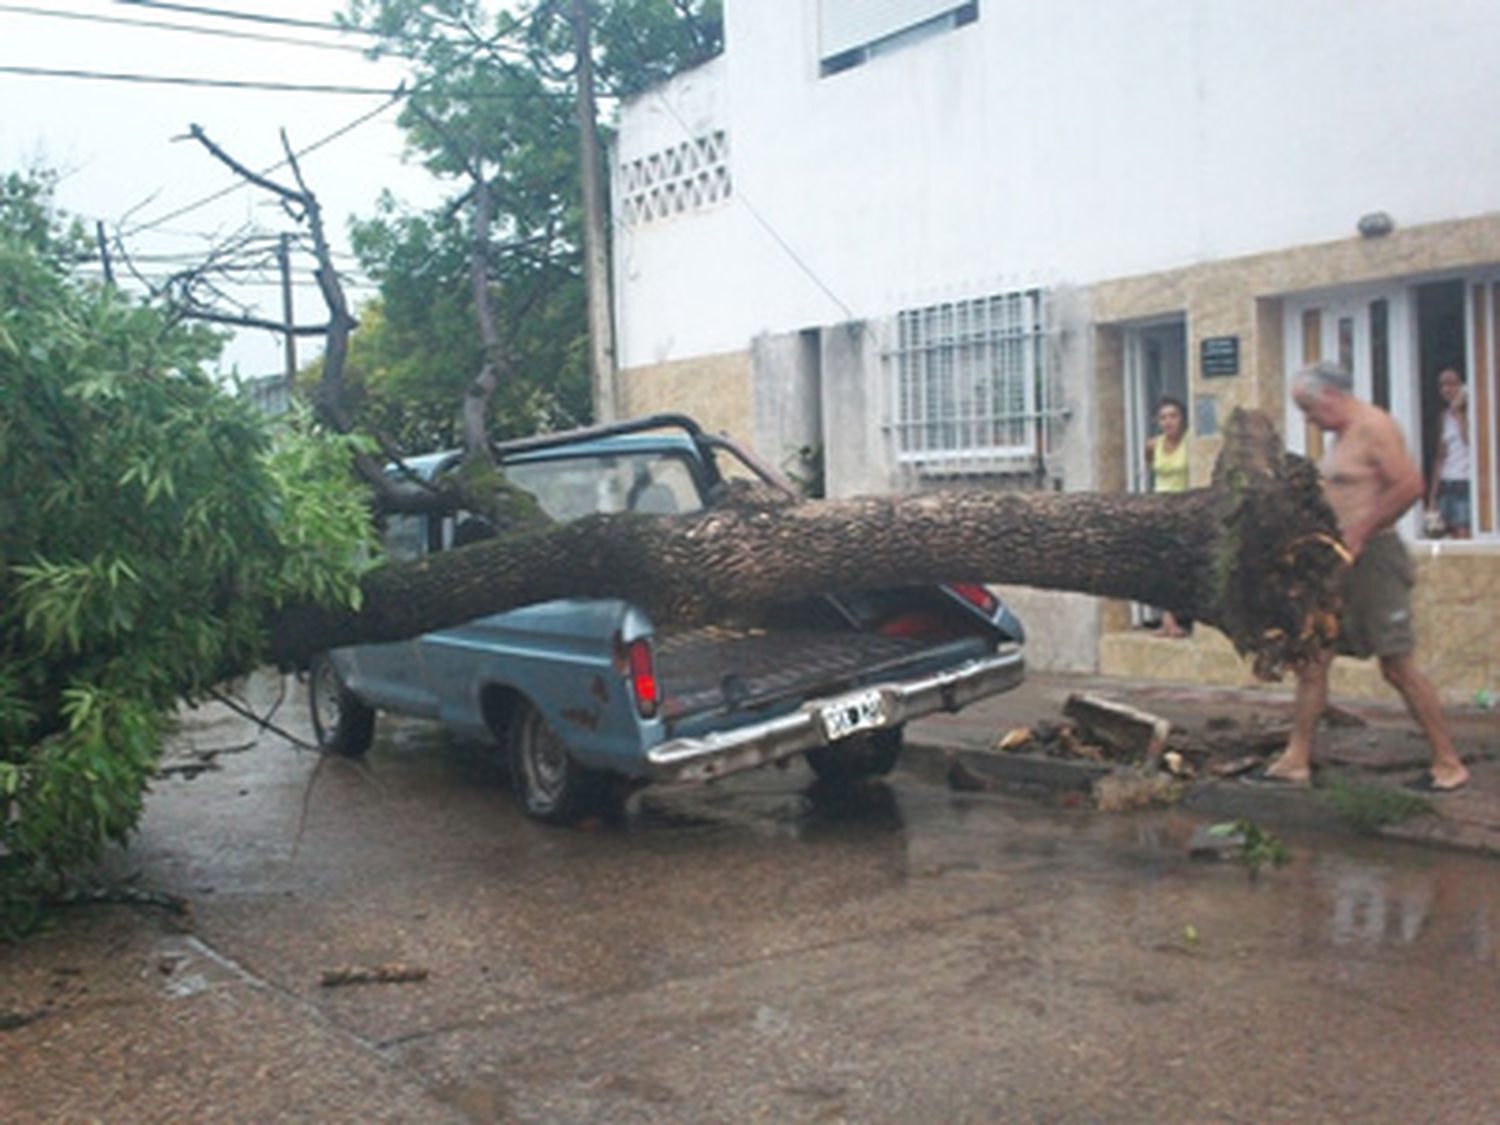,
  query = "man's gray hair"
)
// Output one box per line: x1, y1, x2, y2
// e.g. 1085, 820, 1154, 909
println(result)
1294, 360, 1354, 397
